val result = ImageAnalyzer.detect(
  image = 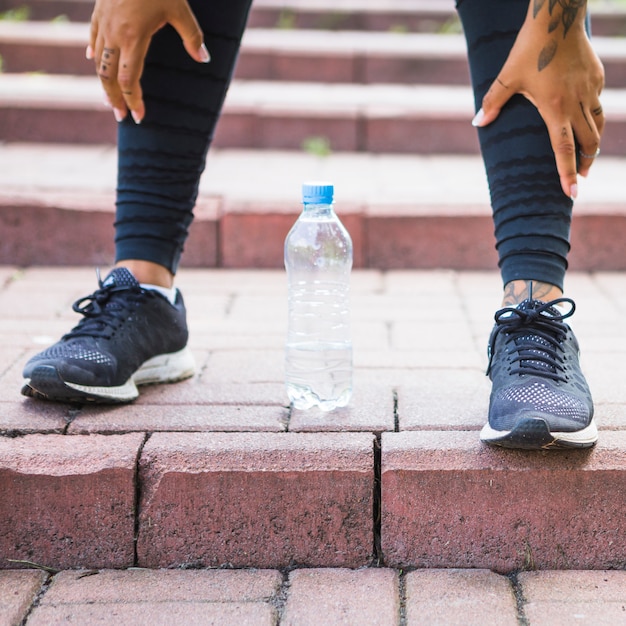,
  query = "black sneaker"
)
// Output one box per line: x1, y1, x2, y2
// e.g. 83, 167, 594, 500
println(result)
22, 268, 195, 403
482, 297, 597, 450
